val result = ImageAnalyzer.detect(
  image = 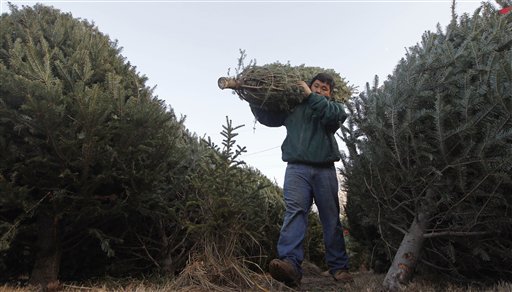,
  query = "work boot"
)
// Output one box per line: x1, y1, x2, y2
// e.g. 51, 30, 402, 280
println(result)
269, 259, 301, 287
333, 269, 354, 283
